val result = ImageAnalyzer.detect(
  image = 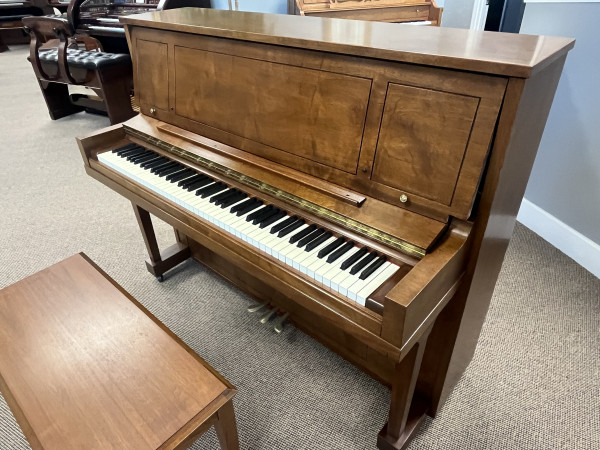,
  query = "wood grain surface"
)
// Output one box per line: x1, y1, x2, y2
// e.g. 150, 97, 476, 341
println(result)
0, 254, 235, 450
